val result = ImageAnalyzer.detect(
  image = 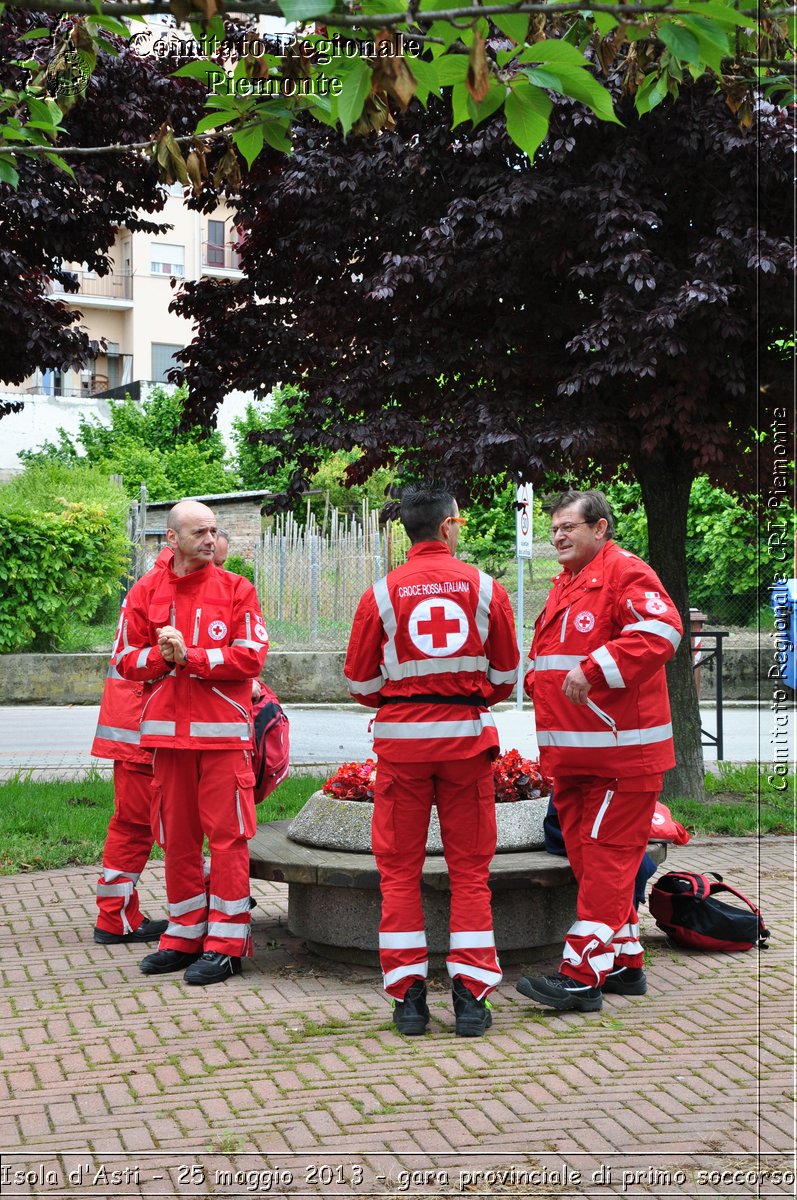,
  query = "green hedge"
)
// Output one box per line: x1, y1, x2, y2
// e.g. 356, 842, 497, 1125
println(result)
0, 464, 129, 653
